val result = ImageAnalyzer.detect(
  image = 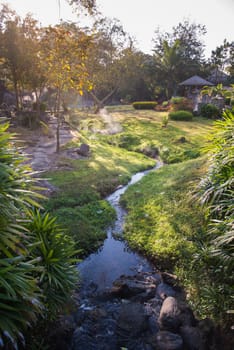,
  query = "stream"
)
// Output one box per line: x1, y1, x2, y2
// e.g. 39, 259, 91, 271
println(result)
78, 161, 163, 291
